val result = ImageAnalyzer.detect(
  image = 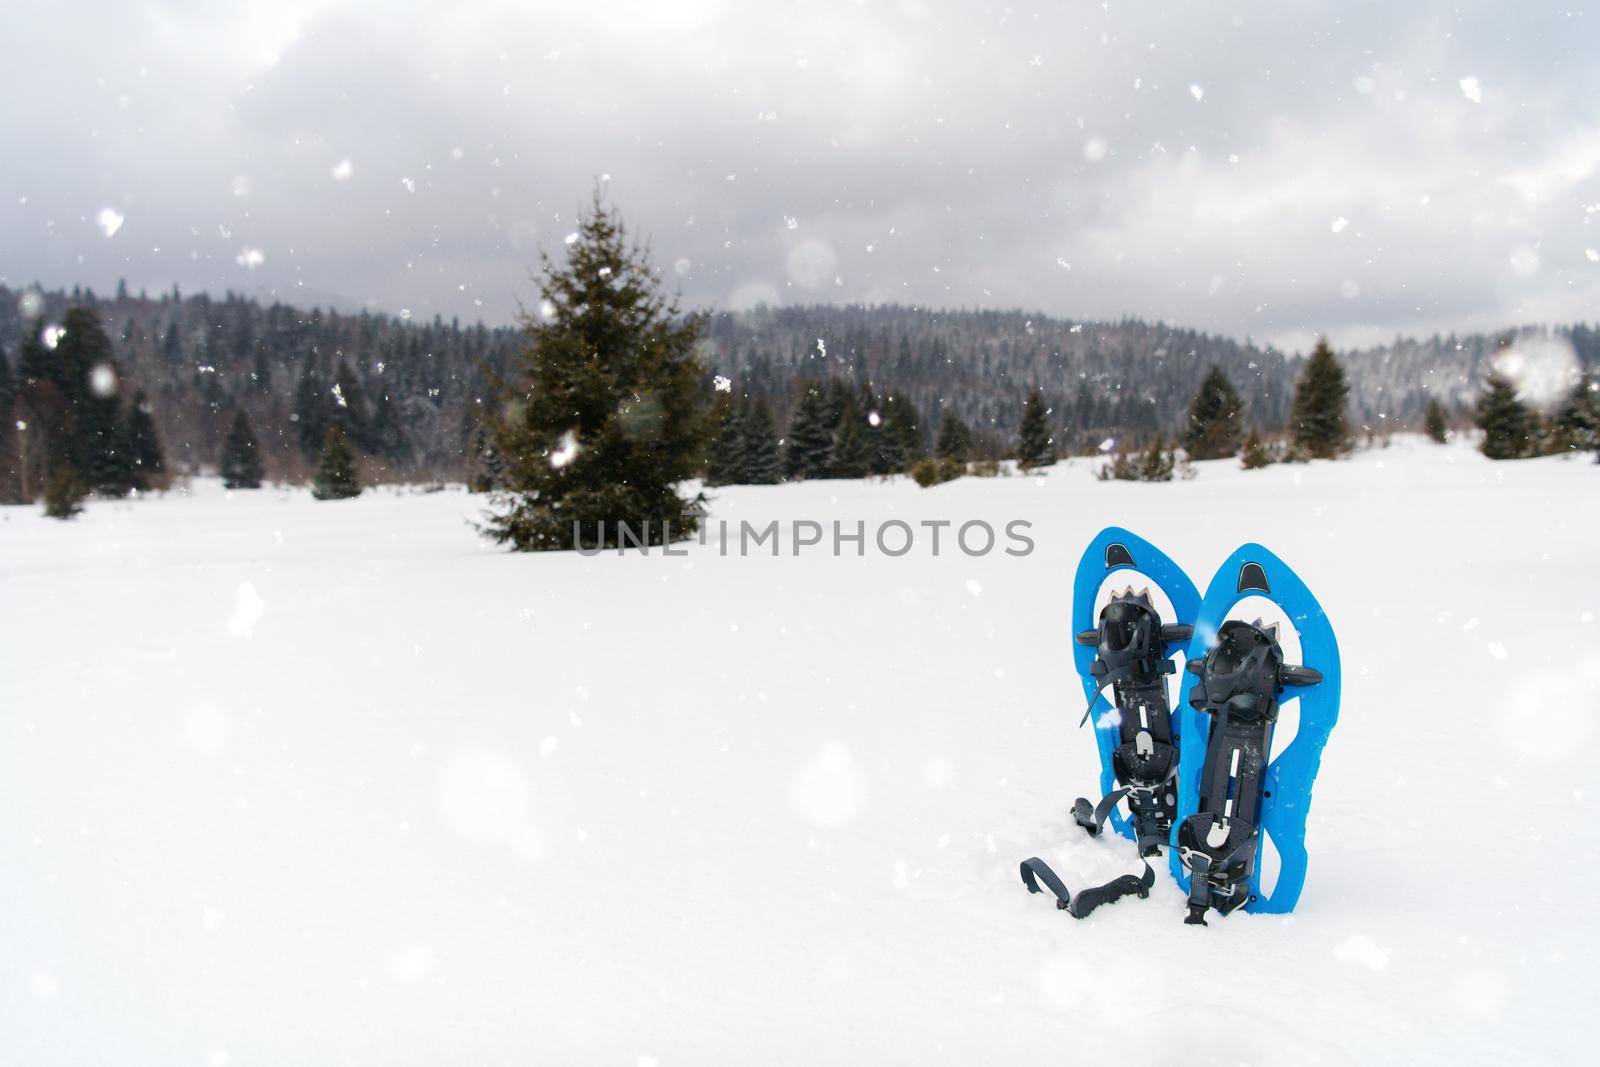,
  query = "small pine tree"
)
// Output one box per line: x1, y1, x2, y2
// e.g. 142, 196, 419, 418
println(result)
43, 452, 86, 519
1475, 372, 1535, 460
936, 412, 973, 463
220, 409, 264, 489
1139, 433, 1176, 481
1289, 339, 1351, 458
884, 393, 923, 468
705, 395, 748, 486
1423, 398, 1449, 443
469, 424, 504, 492
121, 391, 165, 490
1099, 445, 1140, 481
1017, 389, 1055, 469
742, 398, 783, 484
783, 383, 834, 480
1553, 376, 1600, 454
828, 391, 871, 478
312, 427, 361, 500
1240, 426, 1273, 470
1183, 365, 1244, 460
